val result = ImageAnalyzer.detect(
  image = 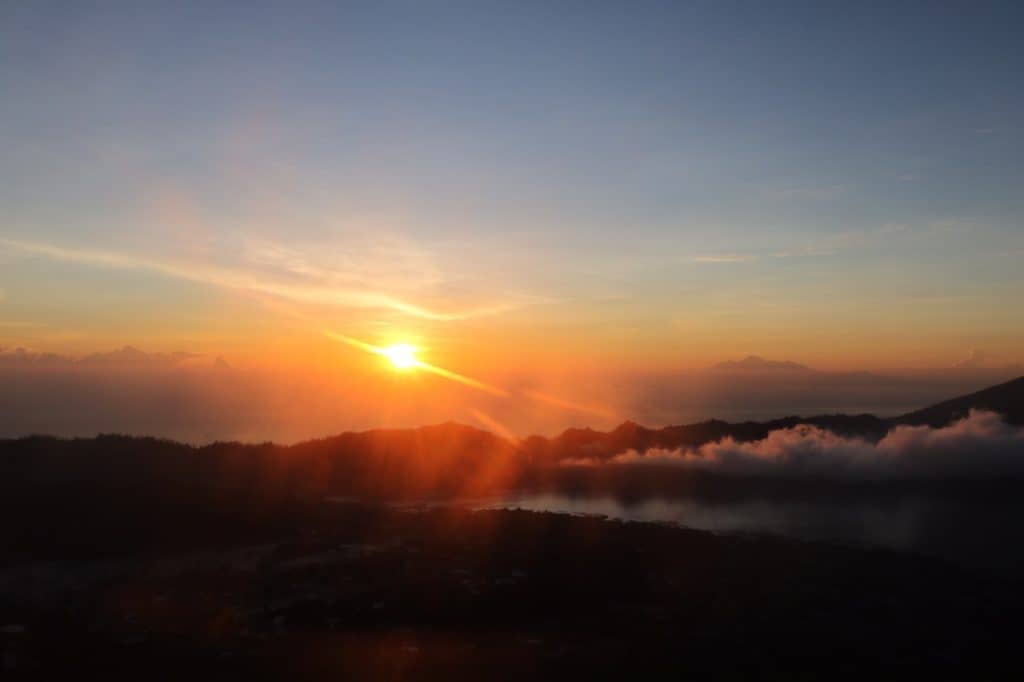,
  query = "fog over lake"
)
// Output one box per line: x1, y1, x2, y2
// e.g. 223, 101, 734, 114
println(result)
478, 490, 1024, 577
